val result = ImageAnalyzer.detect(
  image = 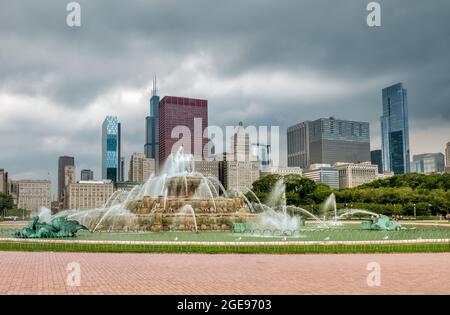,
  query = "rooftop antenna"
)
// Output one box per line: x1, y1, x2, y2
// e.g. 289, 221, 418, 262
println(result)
151, 75, 158, 96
